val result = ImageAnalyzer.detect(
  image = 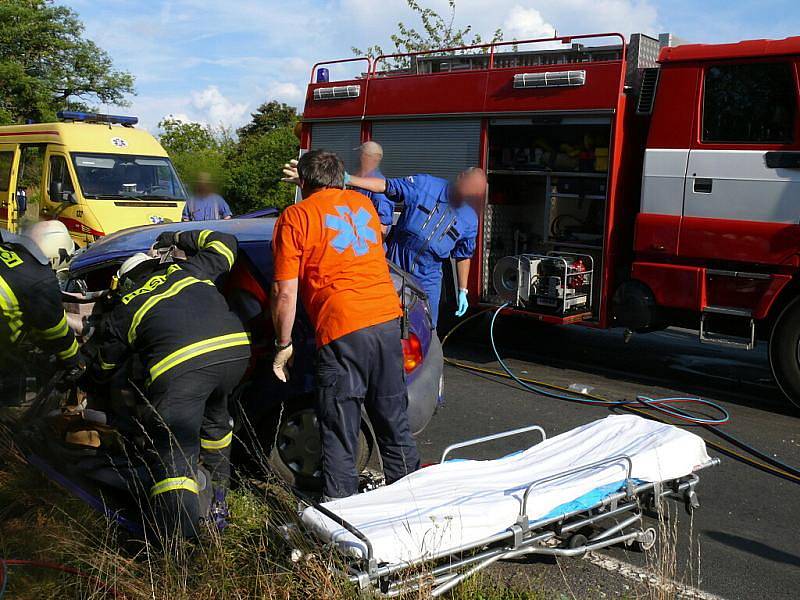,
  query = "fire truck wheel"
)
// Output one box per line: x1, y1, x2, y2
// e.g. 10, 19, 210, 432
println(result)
769, 297, 800, 410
